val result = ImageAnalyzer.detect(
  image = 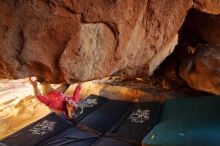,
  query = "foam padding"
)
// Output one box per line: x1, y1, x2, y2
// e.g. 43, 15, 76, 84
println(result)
142, 96, 220, 146
68, 95, 108, 124
77, 99, 132, 133
1, 113, 72, 146
39, 127, 100, 146
111, 102, 161, 145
